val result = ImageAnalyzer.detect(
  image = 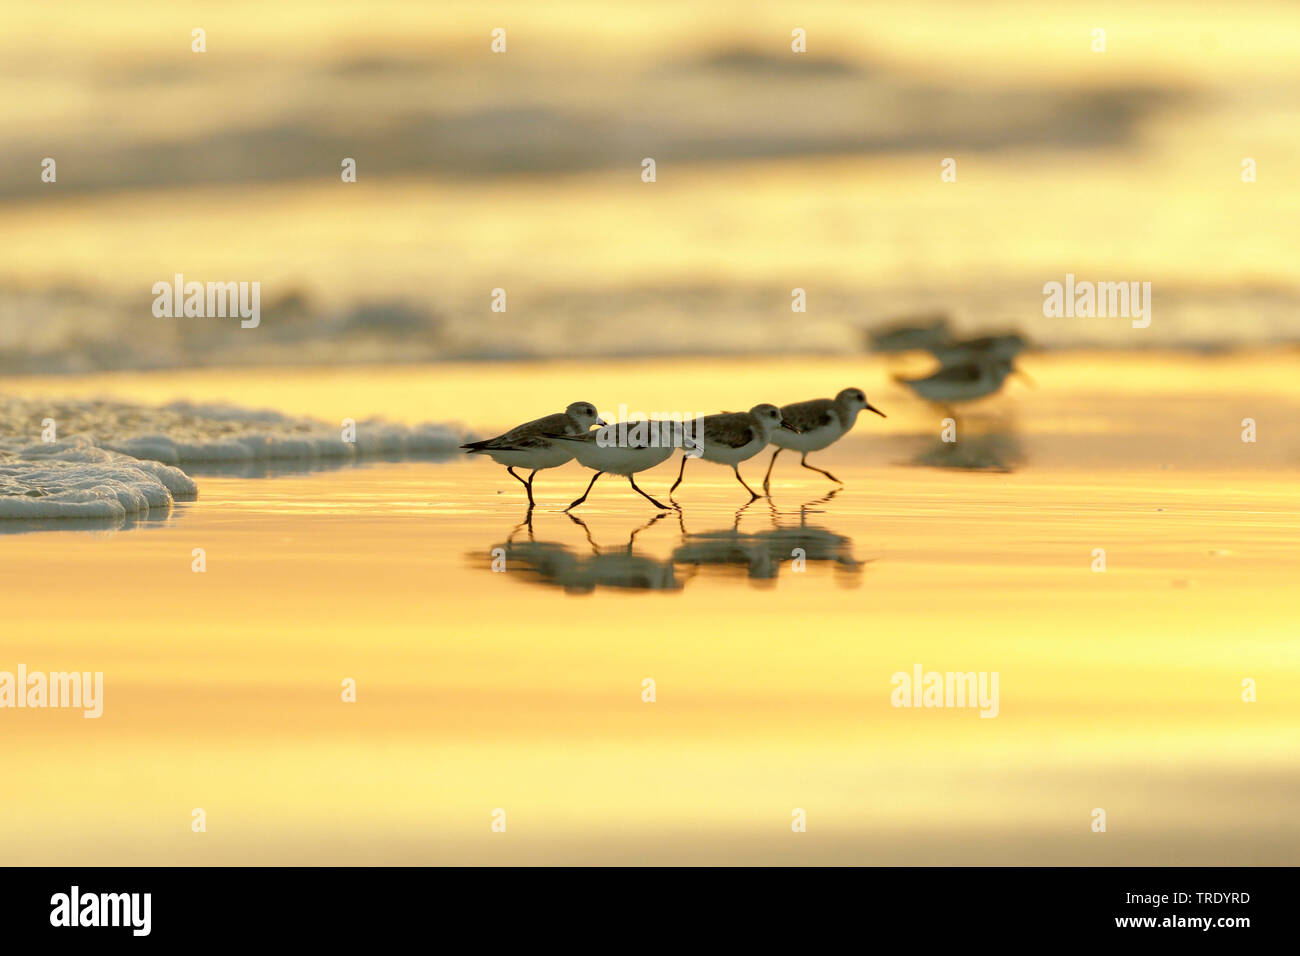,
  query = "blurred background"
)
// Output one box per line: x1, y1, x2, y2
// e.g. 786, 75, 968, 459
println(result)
2, 0, 1298, 375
